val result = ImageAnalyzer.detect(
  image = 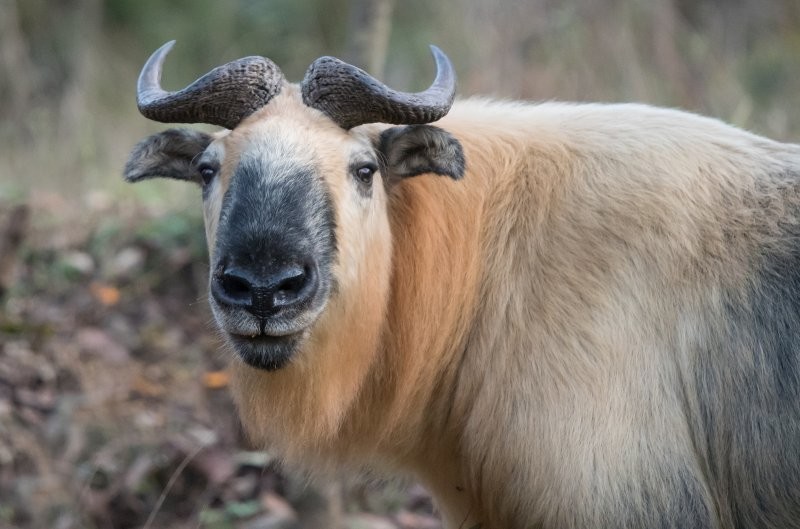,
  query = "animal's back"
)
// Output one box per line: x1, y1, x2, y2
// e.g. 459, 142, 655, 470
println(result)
439, 100, 800, 528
